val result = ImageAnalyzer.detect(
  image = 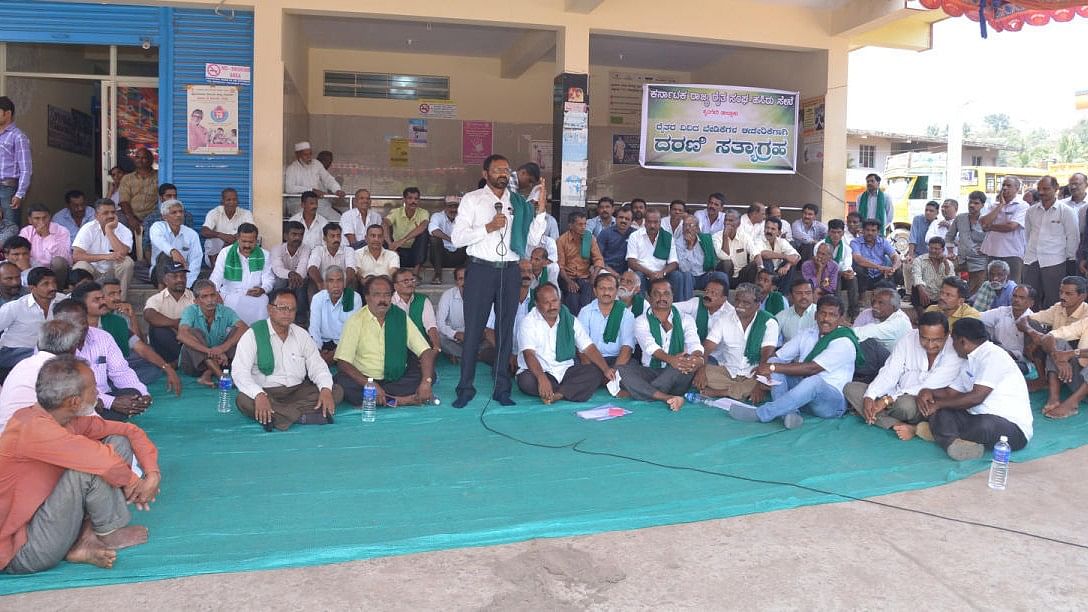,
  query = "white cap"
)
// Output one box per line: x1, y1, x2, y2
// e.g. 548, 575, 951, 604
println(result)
294, 141, 311, 152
